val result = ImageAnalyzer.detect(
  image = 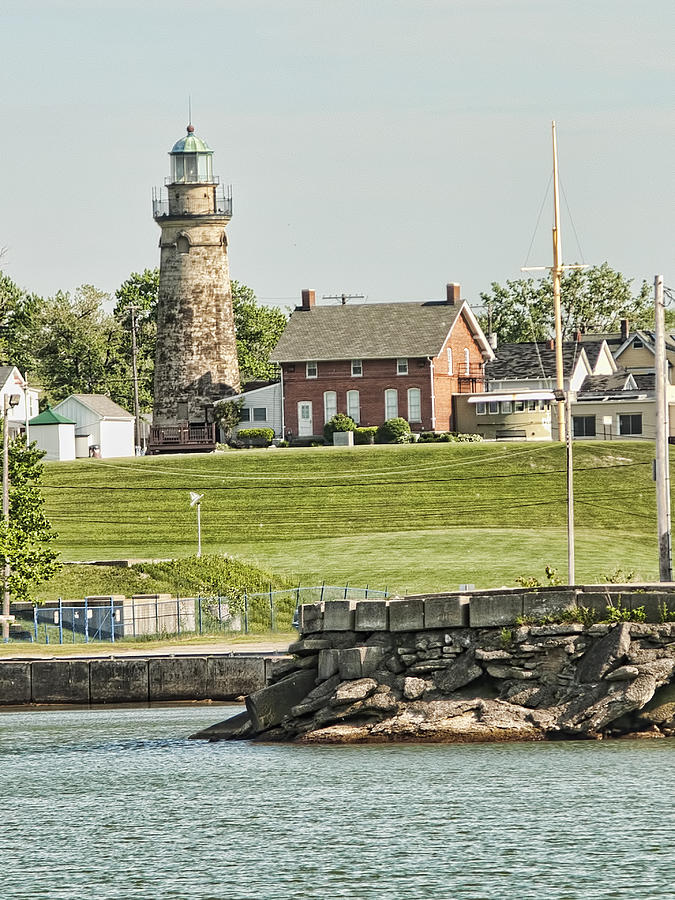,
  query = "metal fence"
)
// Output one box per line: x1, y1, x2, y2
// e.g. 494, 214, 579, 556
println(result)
8, 585, 389, 645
